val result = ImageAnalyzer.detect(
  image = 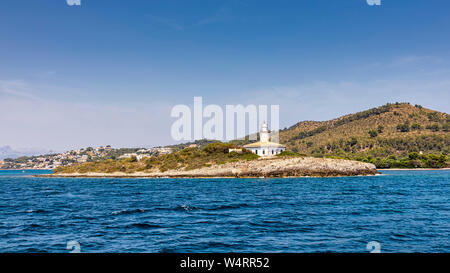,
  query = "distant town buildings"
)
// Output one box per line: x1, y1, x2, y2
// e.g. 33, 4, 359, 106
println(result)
0, 146, 173, 170
119, 147, 173, 161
